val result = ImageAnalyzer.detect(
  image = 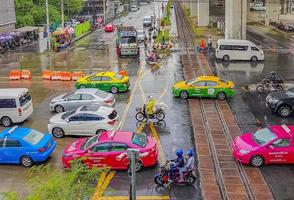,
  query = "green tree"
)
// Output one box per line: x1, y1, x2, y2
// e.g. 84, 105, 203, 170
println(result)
25, 162, 107, 200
